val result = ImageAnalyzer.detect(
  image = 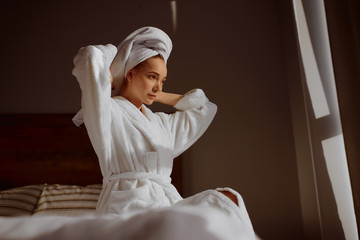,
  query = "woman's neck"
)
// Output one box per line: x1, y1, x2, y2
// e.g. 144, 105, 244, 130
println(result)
121, 92, 142, 110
